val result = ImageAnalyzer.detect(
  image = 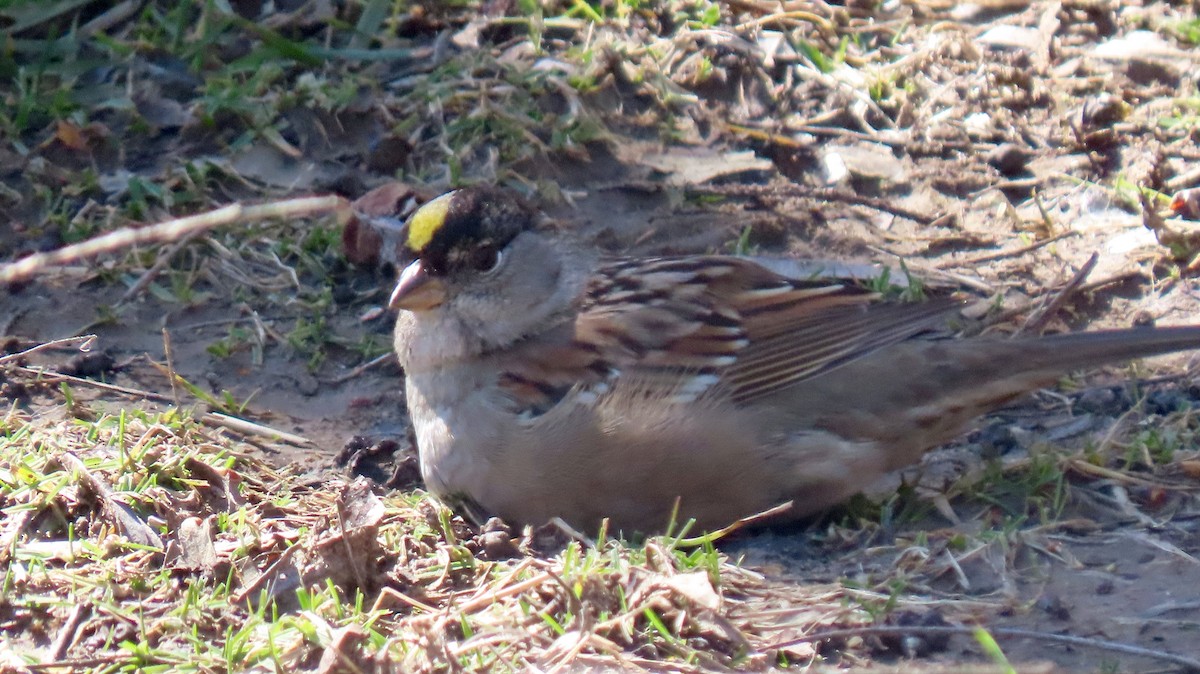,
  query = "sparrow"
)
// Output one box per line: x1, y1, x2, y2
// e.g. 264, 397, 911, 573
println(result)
387, 185, 1200, 534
